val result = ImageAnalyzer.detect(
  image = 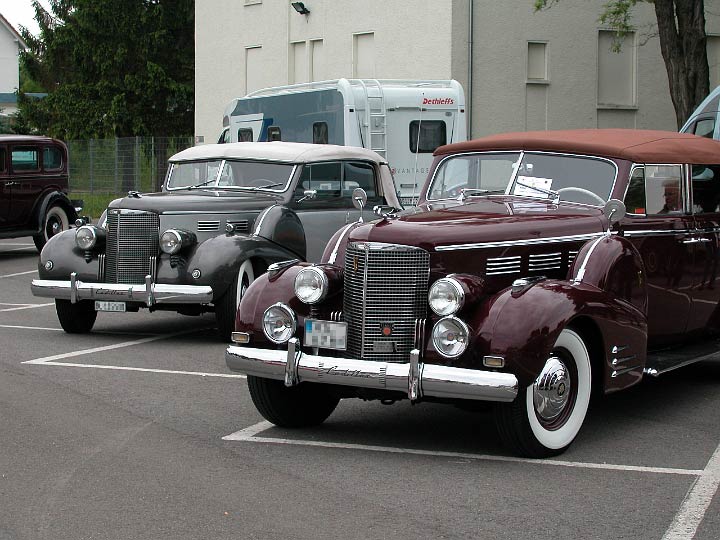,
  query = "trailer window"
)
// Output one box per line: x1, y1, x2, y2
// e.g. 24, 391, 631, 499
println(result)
267, 126, 282, 141
313, 122, 329, 144
11, 147, 40, 171
410, 120, 446, 153
238, 128, 253, 142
